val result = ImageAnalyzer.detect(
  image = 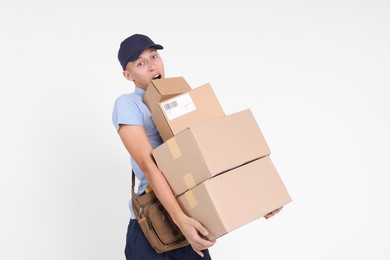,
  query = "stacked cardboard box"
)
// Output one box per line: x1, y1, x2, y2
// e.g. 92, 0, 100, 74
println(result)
143, 76, 191, 115
177, 156, 290, 240
152, 109, 271, 196
144, 77, 292, 240
145, 79, 225, 142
